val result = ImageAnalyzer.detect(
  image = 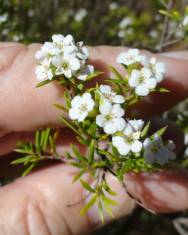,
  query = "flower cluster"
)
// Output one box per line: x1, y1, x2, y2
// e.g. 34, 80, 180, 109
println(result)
117, 49, 166, 96
67, 47, 175, 165
35, 34, 94, 81
15, 35, 178, 221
